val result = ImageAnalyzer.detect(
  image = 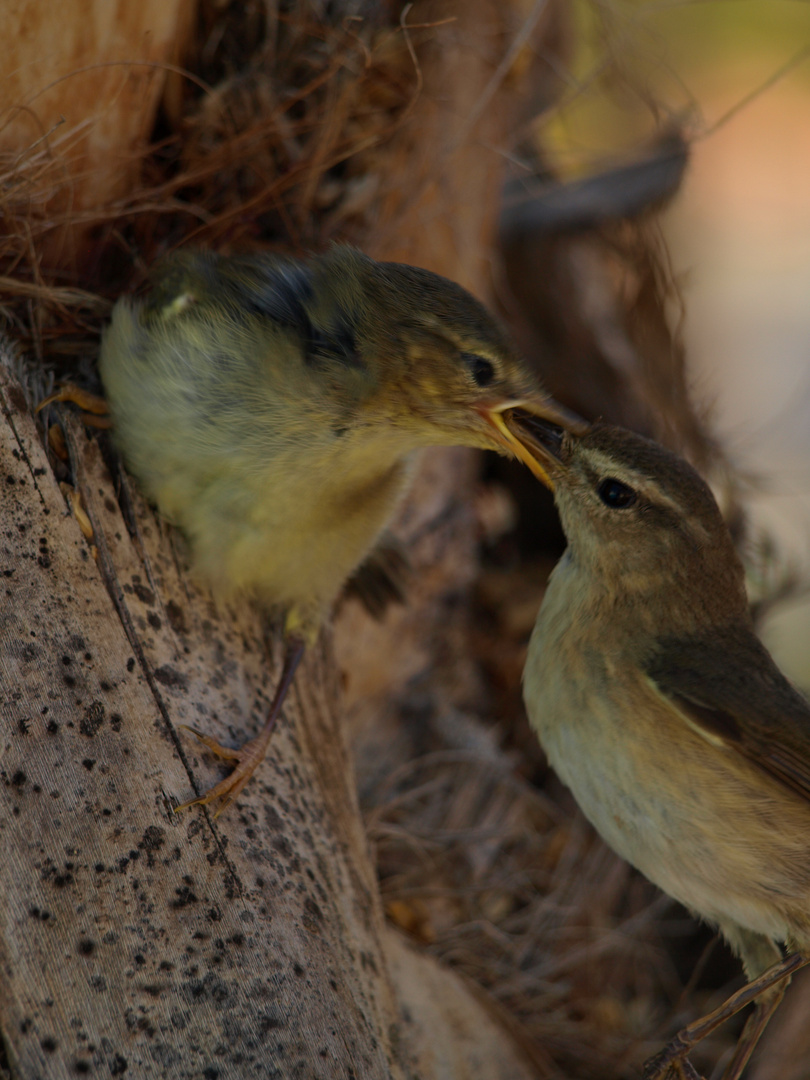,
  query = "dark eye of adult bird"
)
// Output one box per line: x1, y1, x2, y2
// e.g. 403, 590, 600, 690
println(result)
462, 353, 495, 387
597, 477, 637, 509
